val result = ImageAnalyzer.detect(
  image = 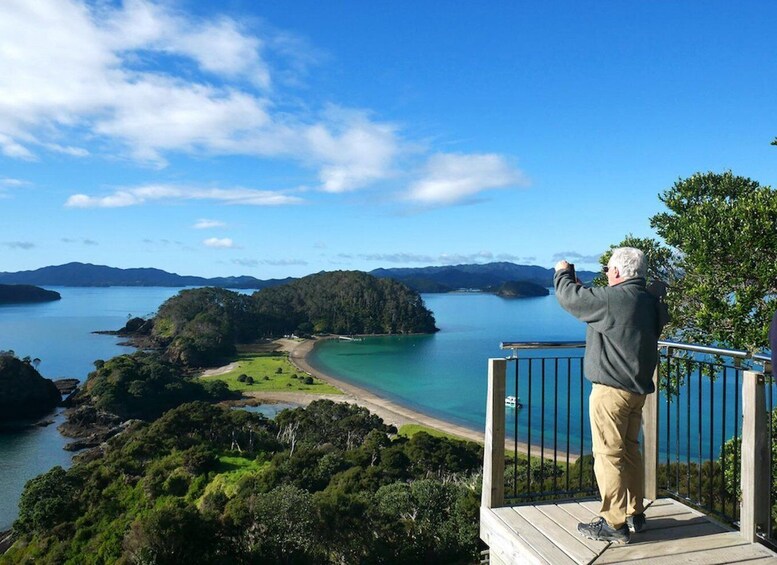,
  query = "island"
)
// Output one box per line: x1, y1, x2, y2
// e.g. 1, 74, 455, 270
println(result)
0, 354, 61, 422
0, 284, 60, 305
492, 280, 550, 298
